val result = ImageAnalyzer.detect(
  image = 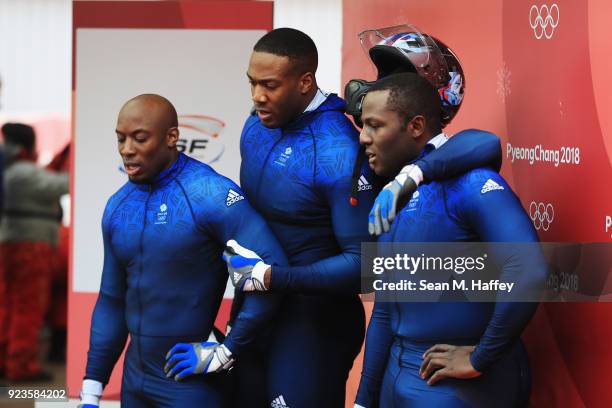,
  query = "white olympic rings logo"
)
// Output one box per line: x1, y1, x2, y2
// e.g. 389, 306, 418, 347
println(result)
529, 4, 560, 39
529, 202, 555, 231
